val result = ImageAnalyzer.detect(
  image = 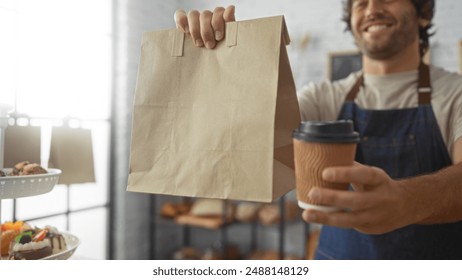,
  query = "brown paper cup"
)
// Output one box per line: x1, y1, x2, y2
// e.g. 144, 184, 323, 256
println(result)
292, 121, 359, 212
293, 140, 357, 211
